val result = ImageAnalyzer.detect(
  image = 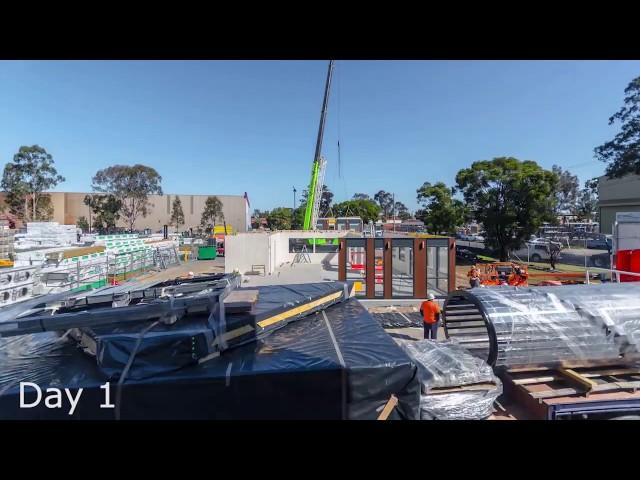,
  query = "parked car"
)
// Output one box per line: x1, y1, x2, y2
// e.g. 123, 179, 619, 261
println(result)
456, 247, 478, 264
586, 237, 612, 251
511, 241, 562, 263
